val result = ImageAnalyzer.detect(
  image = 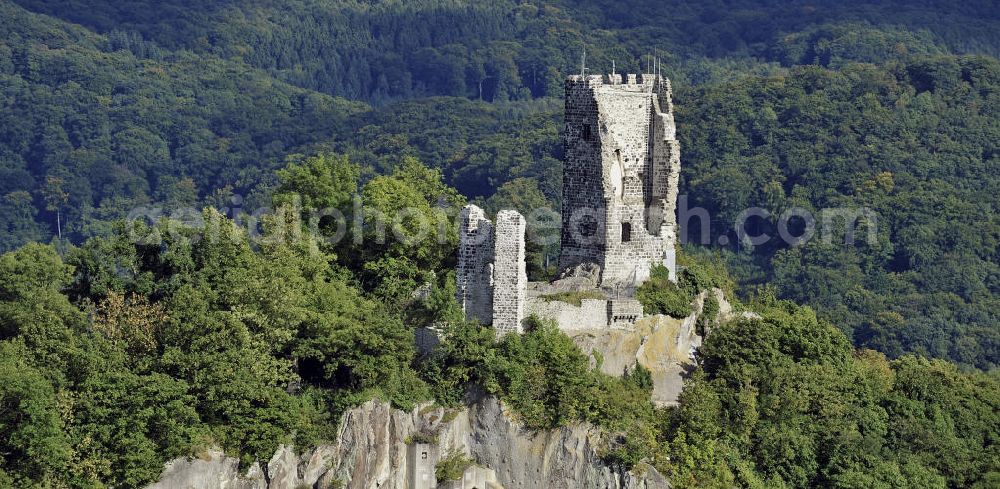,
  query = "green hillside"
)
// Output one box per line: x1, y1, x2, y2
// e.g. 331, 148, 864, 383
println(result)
0, 1, 997, 487
0, 1, 366, 249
